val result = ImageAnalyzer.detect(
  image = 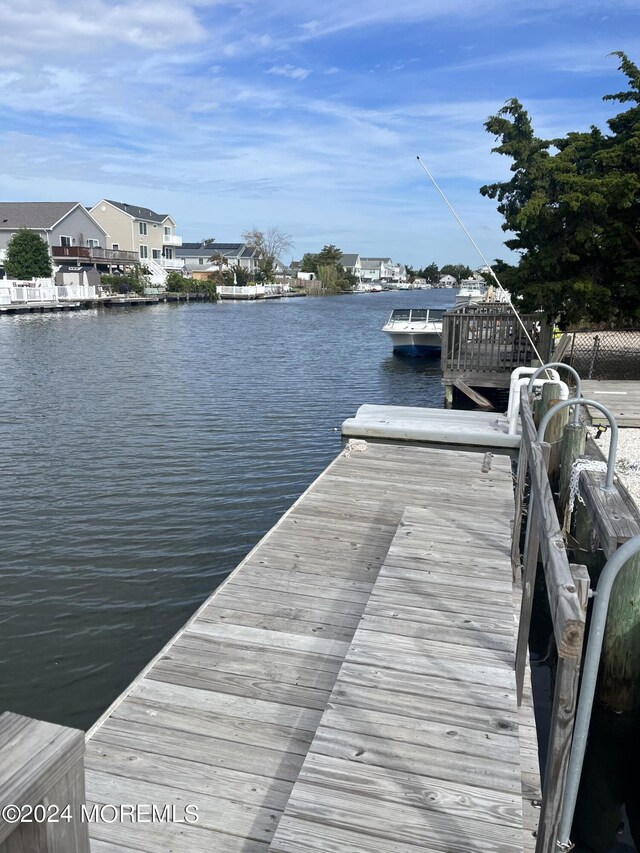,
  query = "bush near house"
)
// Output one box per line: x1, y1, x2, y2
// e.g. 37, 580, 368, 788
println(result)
165, 271, 218, 300
100, 273, 145, 296
5, 228, 52, 279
